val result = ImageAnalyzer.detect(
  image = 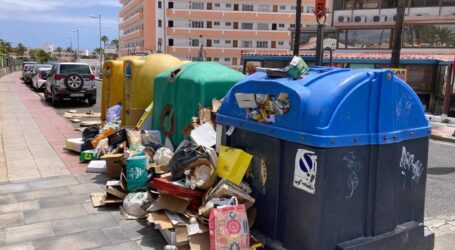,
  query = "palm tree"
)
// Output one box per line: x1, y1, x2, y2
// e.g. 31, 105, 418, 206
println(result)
111, 39, 119, 52
94, 47, 103, 57
66, 47, 72, 55
15, 43, 26, 57
56, 47, 63, 58
101, 35, 109, 49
